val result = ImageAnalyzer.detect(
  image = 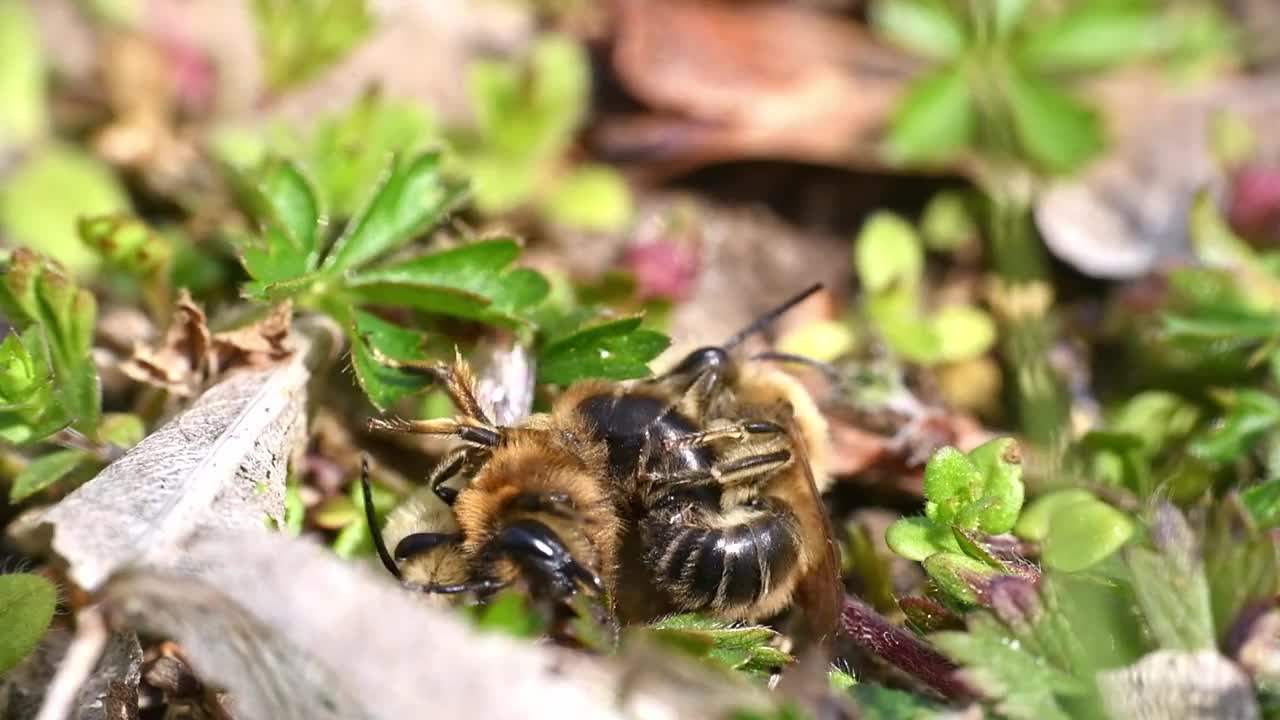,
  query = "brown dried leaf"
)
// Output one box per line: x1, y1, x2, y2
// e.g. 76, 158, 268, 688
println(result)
597, 0, 918, 175
118, 291, 210, 398
25, 347, 309, 592
118, 292, 294, 397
